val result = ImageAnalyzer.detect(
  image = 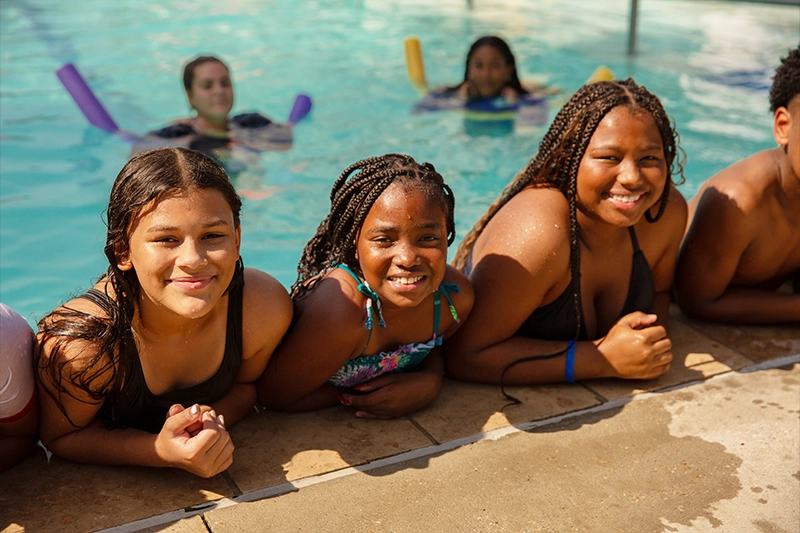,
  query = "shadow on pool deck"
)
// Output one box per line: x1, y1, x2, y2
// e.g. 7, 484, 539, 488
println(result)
1, 304, 797, 533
